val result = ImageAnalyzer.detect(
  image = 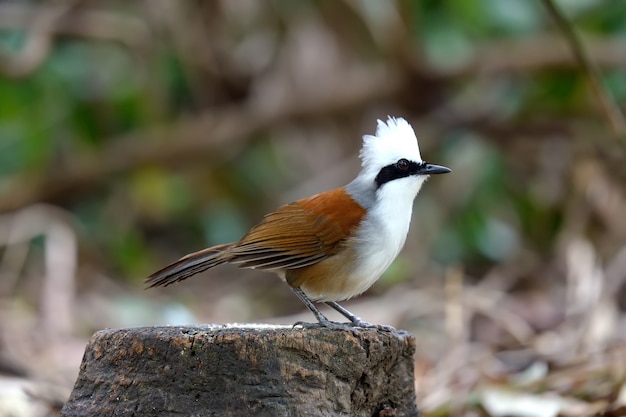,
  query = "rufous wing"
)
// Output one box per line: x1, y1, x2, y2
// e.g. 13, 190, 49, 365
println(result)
228, 187, 366, 270
145, 187, 366, 287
